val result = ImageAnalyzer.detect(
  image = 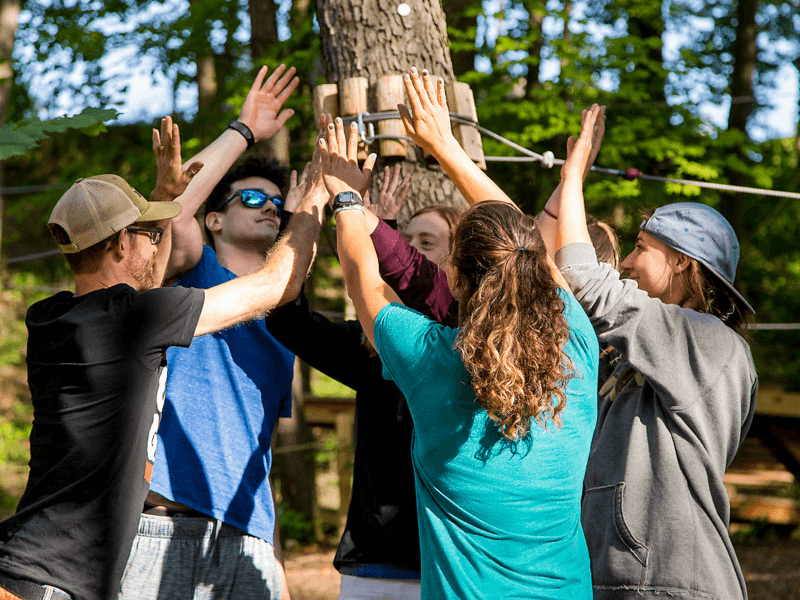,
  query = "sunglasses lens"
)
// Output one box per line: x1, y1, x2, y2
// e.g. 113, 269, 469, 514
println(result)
272, 197, 284, 216
240, 190, 268, 207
